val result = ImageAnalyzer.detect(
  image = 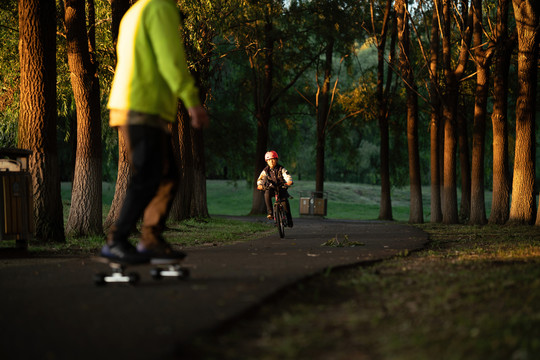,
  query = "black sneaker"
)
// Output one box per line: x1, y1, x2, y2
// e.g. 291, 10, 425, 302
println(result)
137, 242, 186, 264
101, 242, 150, 264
